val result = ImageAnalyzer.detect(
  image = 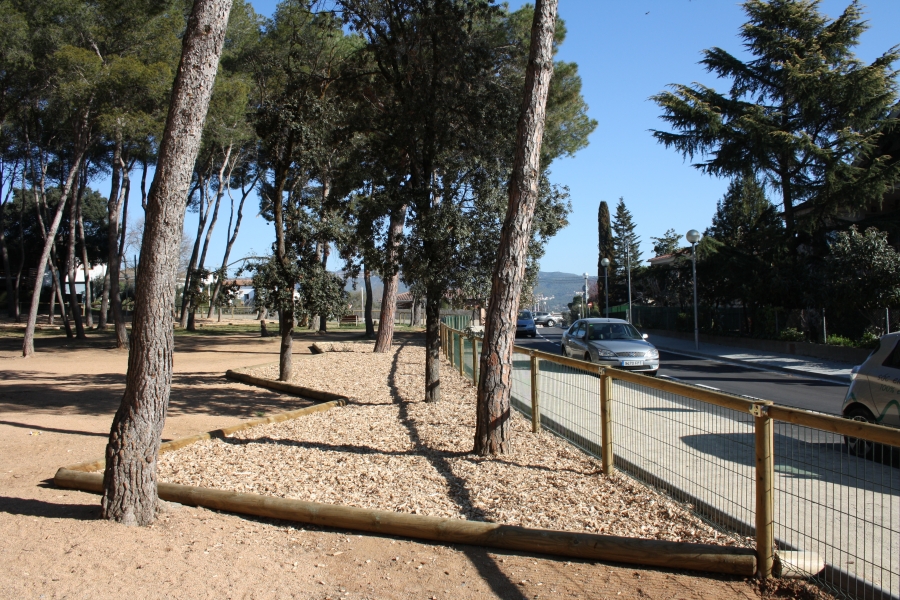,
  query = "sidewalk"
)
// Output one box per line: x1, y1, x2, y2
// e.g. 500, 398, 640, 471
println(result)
648, 333, 856, 383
